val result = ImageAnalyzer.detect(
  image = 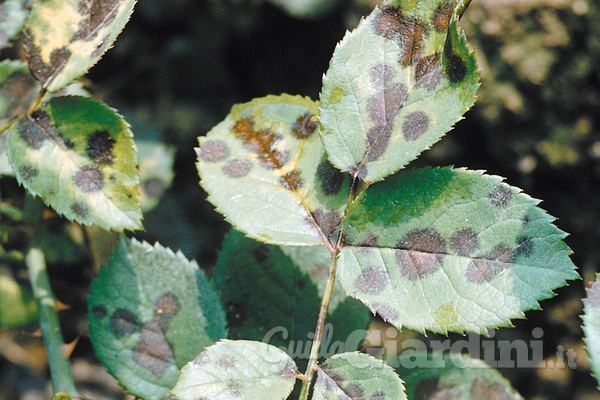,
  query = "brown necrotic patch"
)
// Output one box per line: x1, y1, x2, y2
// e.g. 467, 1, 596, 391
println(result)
74, 165, 104, 192
450, 228, 479, 256
228, 381, 243, 397
371, 63, 395, 87
396, 229, 446, 280
415, 54, 443, 90
356, 267, 389, 294
470, 376, 511, 400
373, 7, 403, 40
19, 110, 73, 149
368, 303, 398, 323
279, 170, 303, 190
231, 117, 288, 170
366, 83, 408, 161
87, 130, 116, 164
316, 159, 344, 196
466, 245, 514, 283
23, 30, 71, 88
193, 351, 209, 366
433, 2, 456, 32
587, 281, 600, 308
133, 321, 174, 377
359, 233, 379, 247
344, 384, 365, 399
370, 392, 385, 400
20, 166, 38, 179
218, 355, 236, 370
90, 305, 107, 319
488, 184, 512, 207
402, 111, 429, 141
71, 202, 89, 217
198, 140, 230, 162
74, 0, 120, 41
292, 112, 318, 139
109, 308, 140, 336
223, 160, 251, 178
398, 17, 427, 66
155, 292, 180, 330
311, 209, 341, 238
